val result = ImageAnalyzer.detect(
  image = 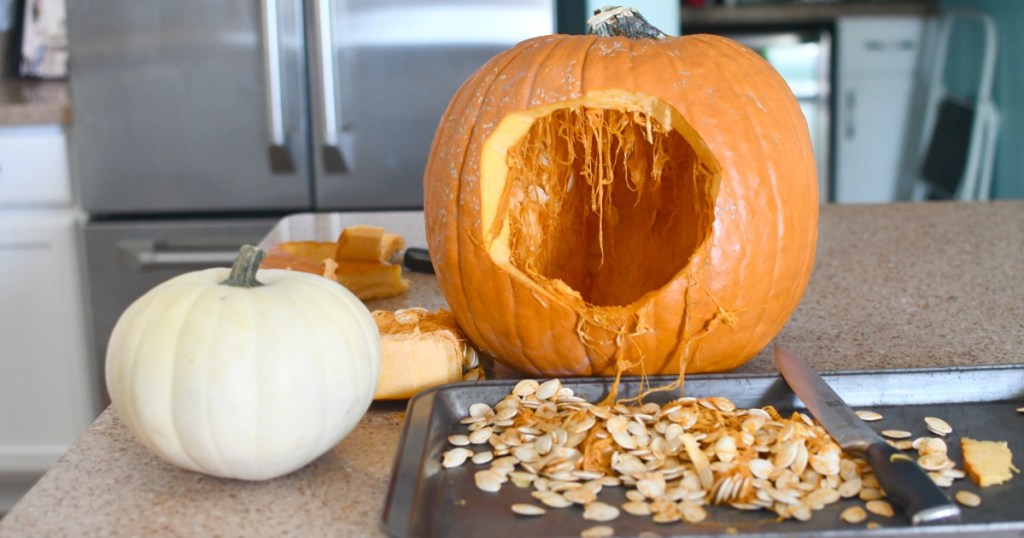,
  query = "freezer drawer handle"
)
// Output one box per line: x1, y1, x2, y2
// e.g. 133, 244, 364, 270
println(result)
120, 240, 241, 271
260, 0, 296, 173
313, 0, 351, 173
